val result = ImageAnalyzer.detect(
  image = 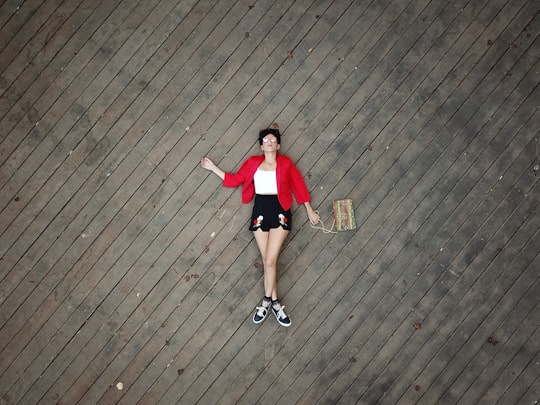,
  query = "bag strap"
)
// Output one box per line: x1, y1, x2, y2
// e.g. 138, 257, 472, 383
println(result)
309, 210, 337, 234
